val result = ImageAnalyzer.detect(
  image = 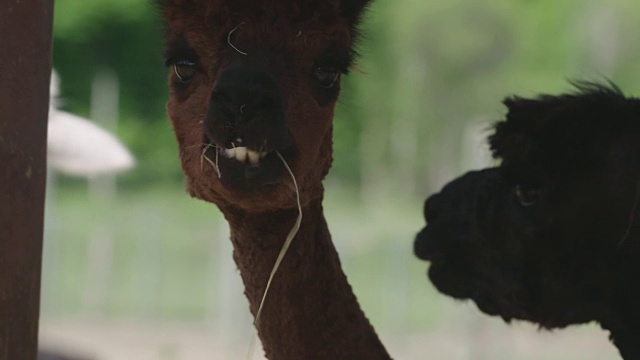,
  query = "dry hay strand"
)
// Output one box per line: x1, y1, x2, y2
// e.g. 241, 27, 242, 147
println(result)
246, 150, 302, 359
200, 143, 221, 179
